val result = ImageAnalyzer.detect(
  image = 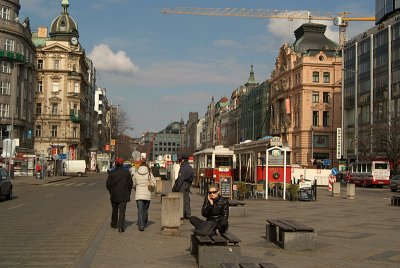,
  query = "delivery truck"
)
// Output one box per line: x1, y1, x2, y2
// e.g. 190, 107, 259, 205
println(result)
63, 160, 87, 177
